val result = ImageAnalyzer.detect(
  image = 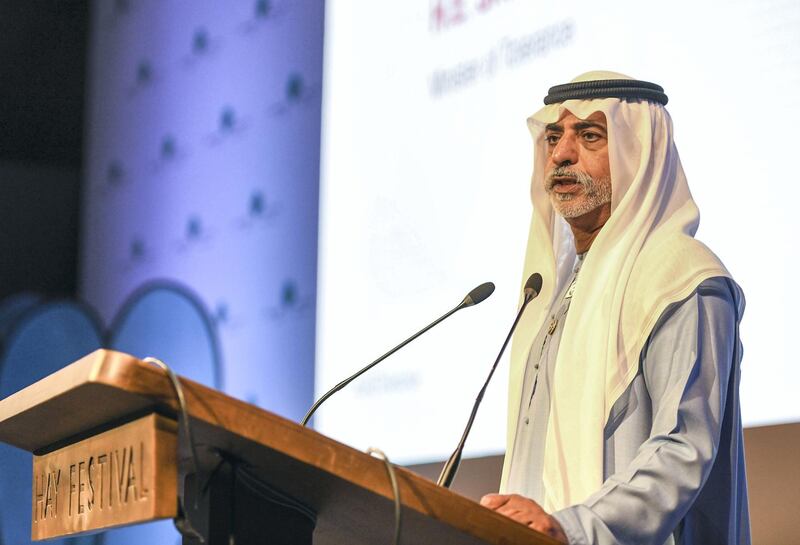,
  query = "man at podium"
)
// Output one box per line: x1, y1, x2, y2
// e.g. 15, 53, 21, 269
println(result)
480, 72, 750, 545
